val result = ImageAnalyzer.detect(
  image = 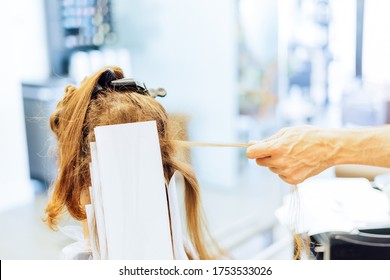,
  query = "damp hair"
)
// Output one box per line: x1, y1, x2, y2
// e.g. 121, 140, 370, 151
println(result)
44, 66, 217, 259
